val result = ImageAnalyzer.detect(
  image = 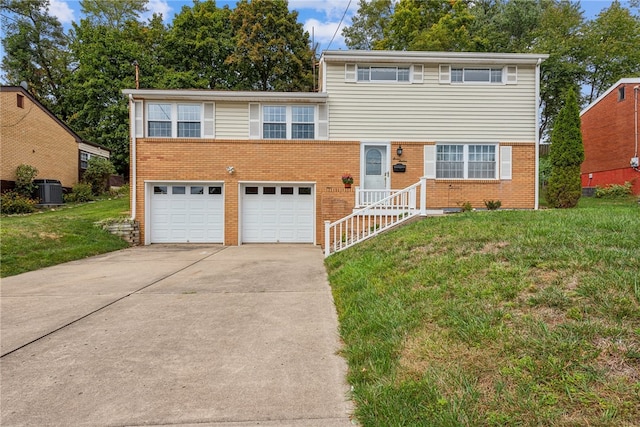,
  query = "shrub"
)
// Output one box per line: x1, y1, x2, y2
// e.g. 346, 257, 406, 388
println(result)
64, 183, 94, 203
595, 182, 633, 198
83, 157, 116, 195
1, 191, 38, 214
14, 164, 39, 198
484, 199, 502, 210
459, 201, 473, 212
